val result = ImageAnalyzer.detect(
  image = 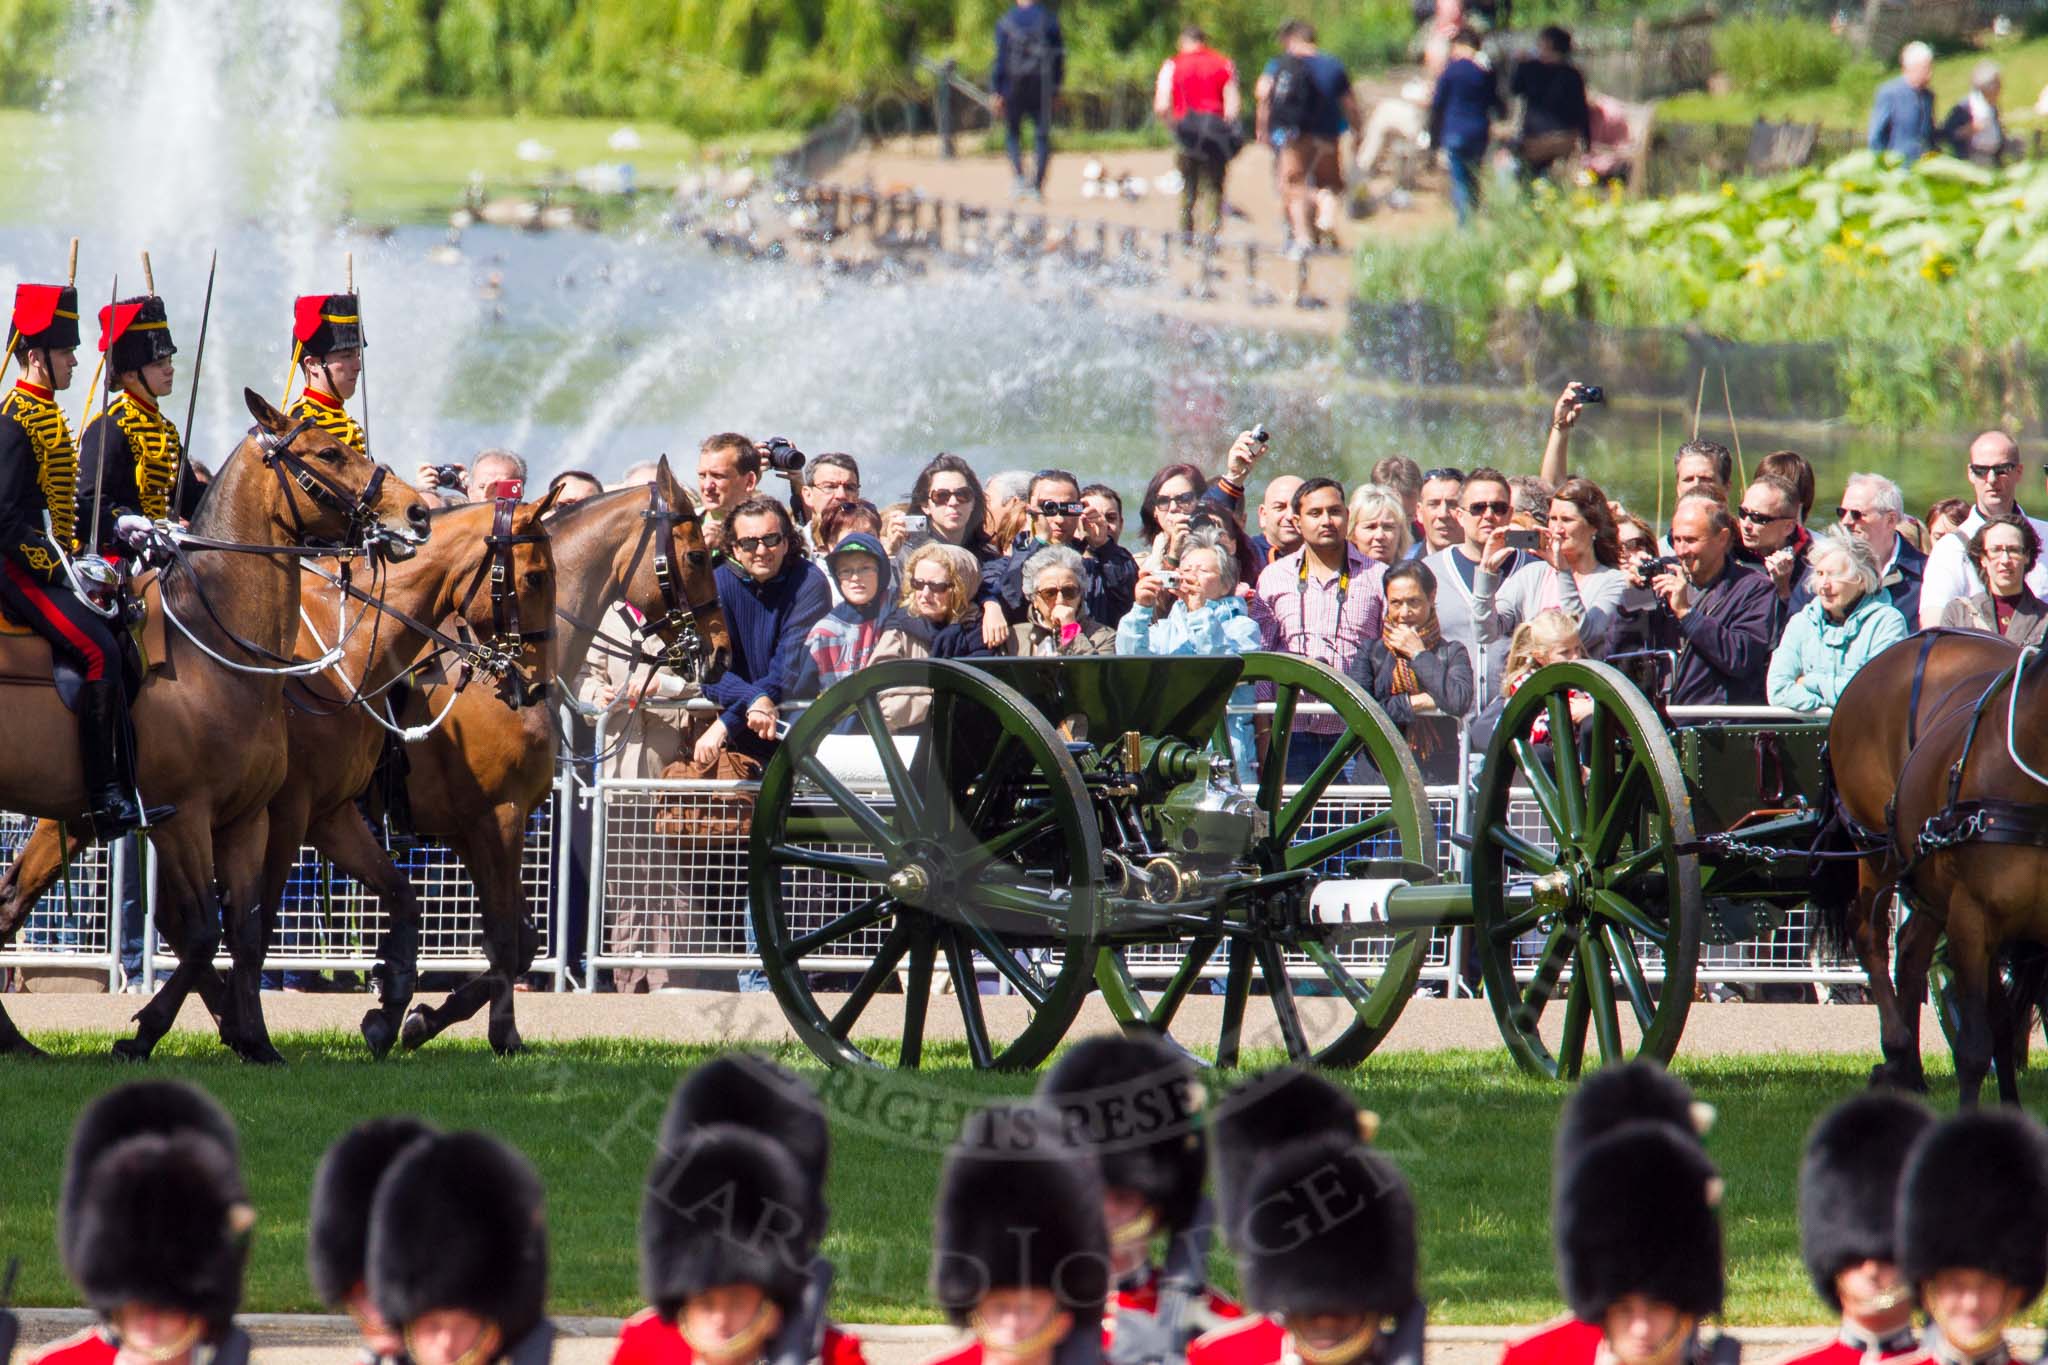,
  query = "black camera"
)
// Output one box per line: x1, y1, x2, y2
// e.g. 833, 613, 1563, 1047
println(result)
1038, 499, 1085, 517
1187, 508, 1225, 534
1250, 423, 1271, 444
432, 464, 465, 489
1639, 555, 1685, 583
762, 437, 806, 473
1569, 382, 1605, 404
